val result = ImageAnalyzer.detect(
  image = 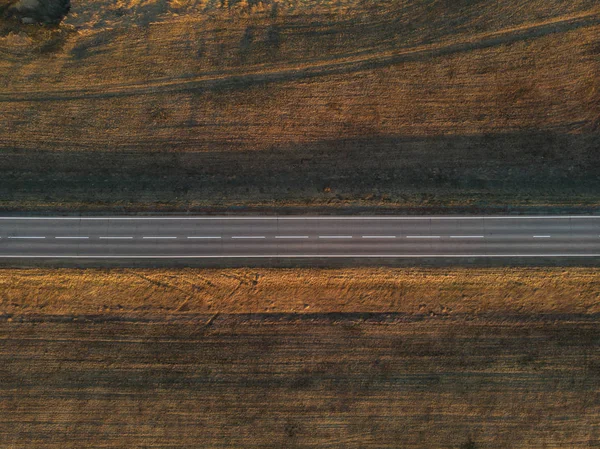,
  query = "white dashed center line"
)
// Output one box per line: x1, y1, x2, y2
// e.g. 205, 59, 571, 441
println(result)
232, 236, 266, 239
143, 237, 177, 239
99, 236, 133, 240
55, 236, 89, 240
319, 236, 353, 239
8, 236, 45, 239
275, 236, 309, 239
450, 235, 485, 239
1, 234, 564, 242
187, 236, 221, 239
